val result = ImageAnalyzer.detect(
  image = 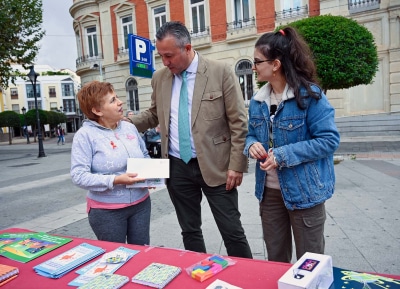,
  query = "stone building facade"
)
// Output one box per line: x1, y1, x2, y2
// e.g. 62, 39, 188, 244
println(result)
70, 0, 400, 117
